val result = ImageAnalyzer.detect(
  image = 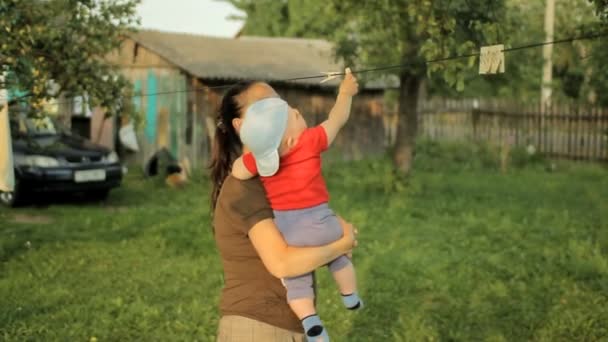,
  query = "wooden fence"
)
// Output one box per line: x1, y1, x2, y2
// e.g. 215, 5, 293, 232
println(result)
419, 99, 608, 162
